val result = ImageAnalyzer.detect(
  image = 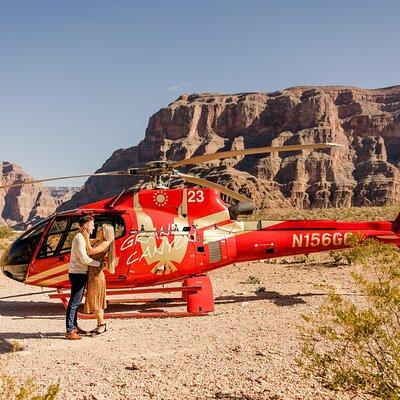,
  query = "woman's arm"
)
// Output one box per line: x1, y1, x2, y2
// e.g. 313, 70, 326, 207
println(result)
82, 231, 110, 255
